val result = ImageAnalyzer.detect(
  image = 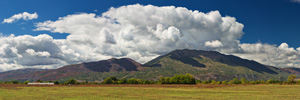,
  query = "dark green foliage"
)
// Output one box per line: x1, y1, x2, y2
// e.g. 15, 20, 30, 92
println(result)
54, 81, 59, 85
102, 77, 120, 84
266, 79, 280, 84
119, 79, 127, 84
11, 80, 20, 84
102, 77, 114, 84
158, 74, 196, 84
127, 78, 139, 84
65, 79, 77, 85
169, 74, 196, 84
36, 80, 43, 83
142, 80, 152, 84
